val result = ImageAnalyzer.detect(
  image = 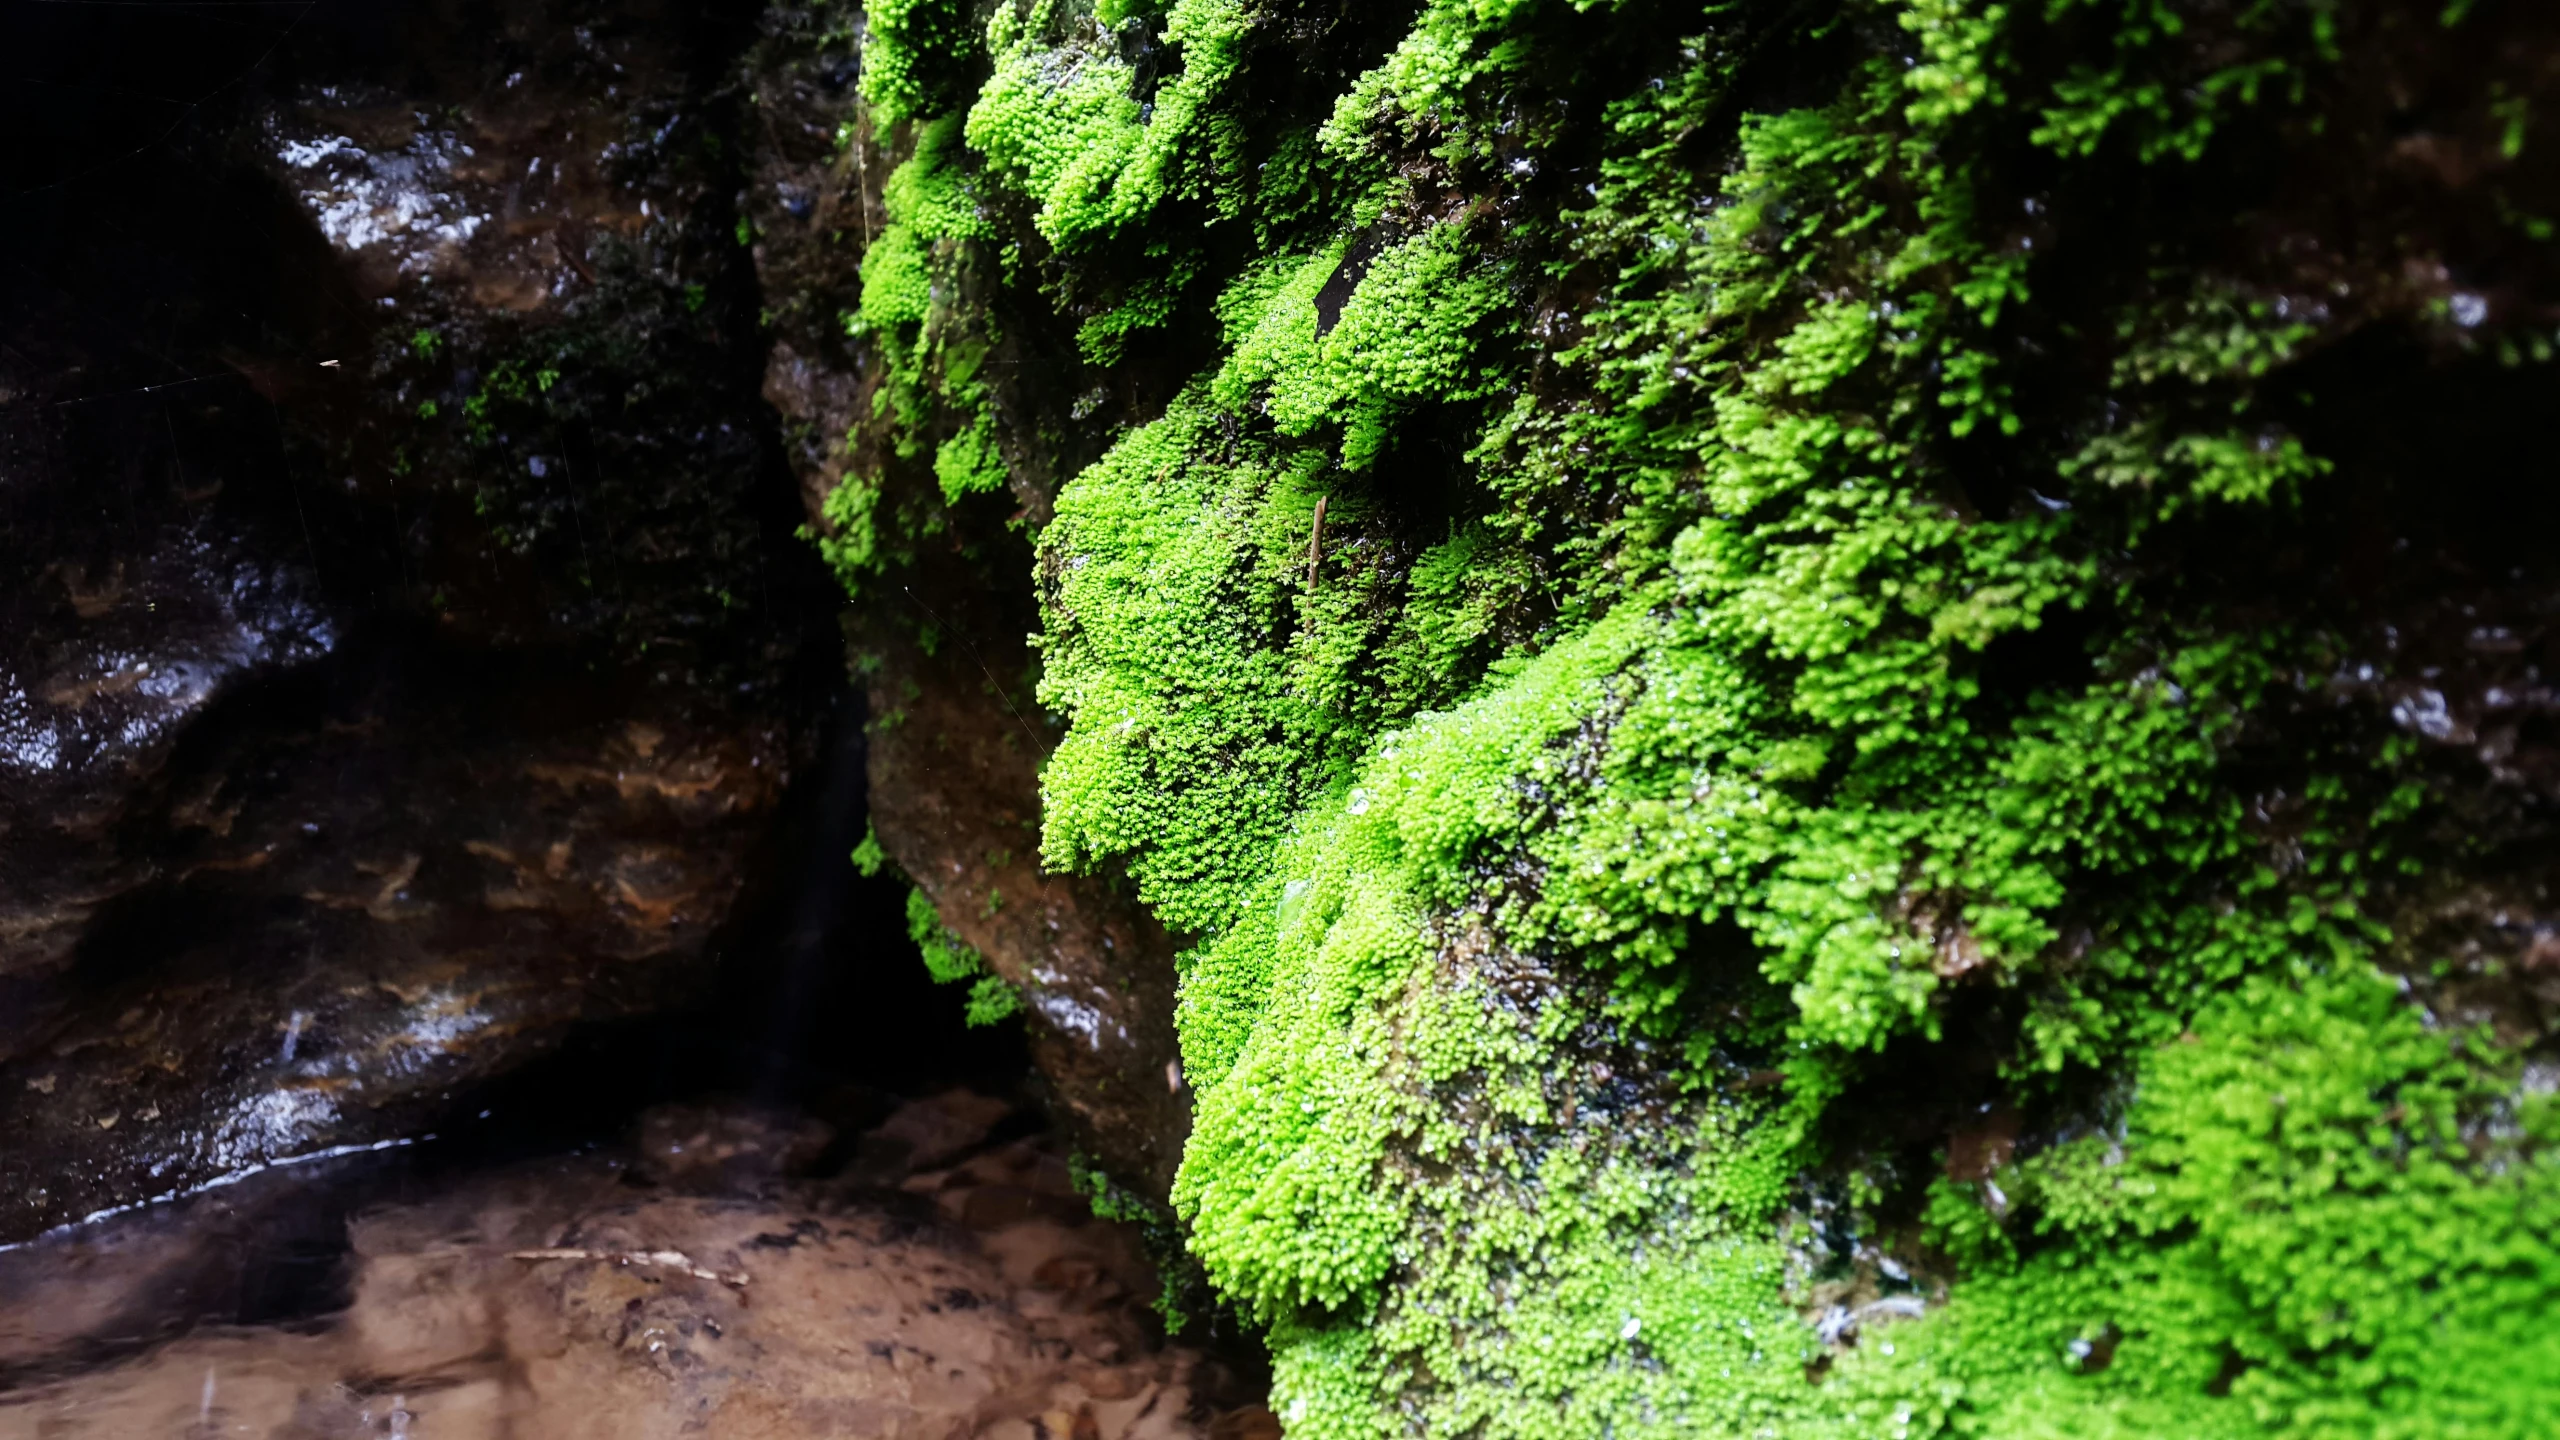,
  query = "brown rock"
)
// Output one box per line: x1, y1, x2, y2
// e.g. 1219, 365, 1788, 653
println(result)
0, 1093, 1262, 1438
738, 3, 1193, 1200
0, 0, 830, 1242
